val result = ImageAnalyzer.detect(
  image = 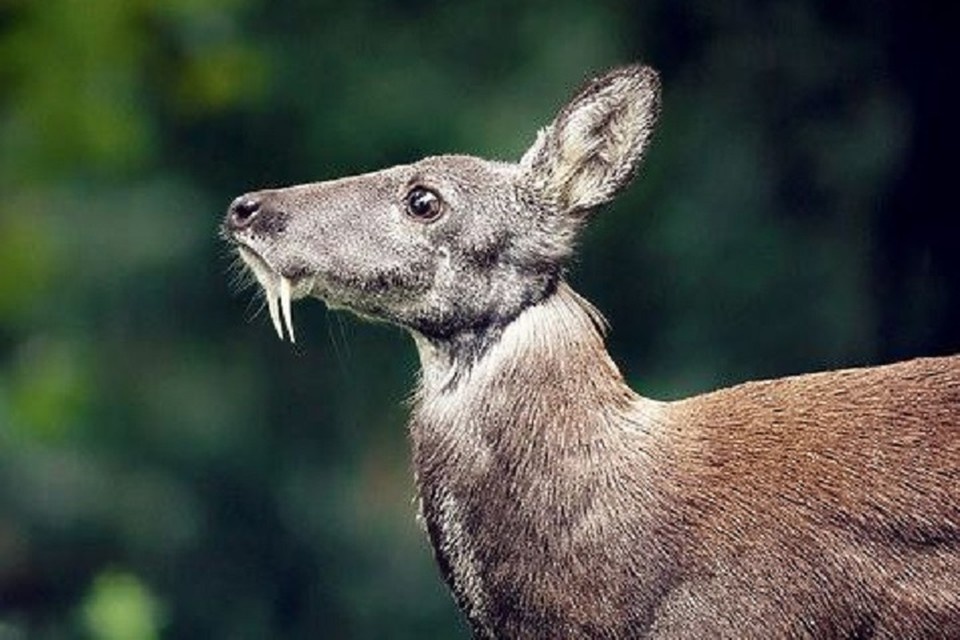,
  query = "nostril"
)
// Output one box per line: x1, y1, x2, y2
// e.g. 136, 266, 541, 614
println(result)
229, 196, 261, 229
